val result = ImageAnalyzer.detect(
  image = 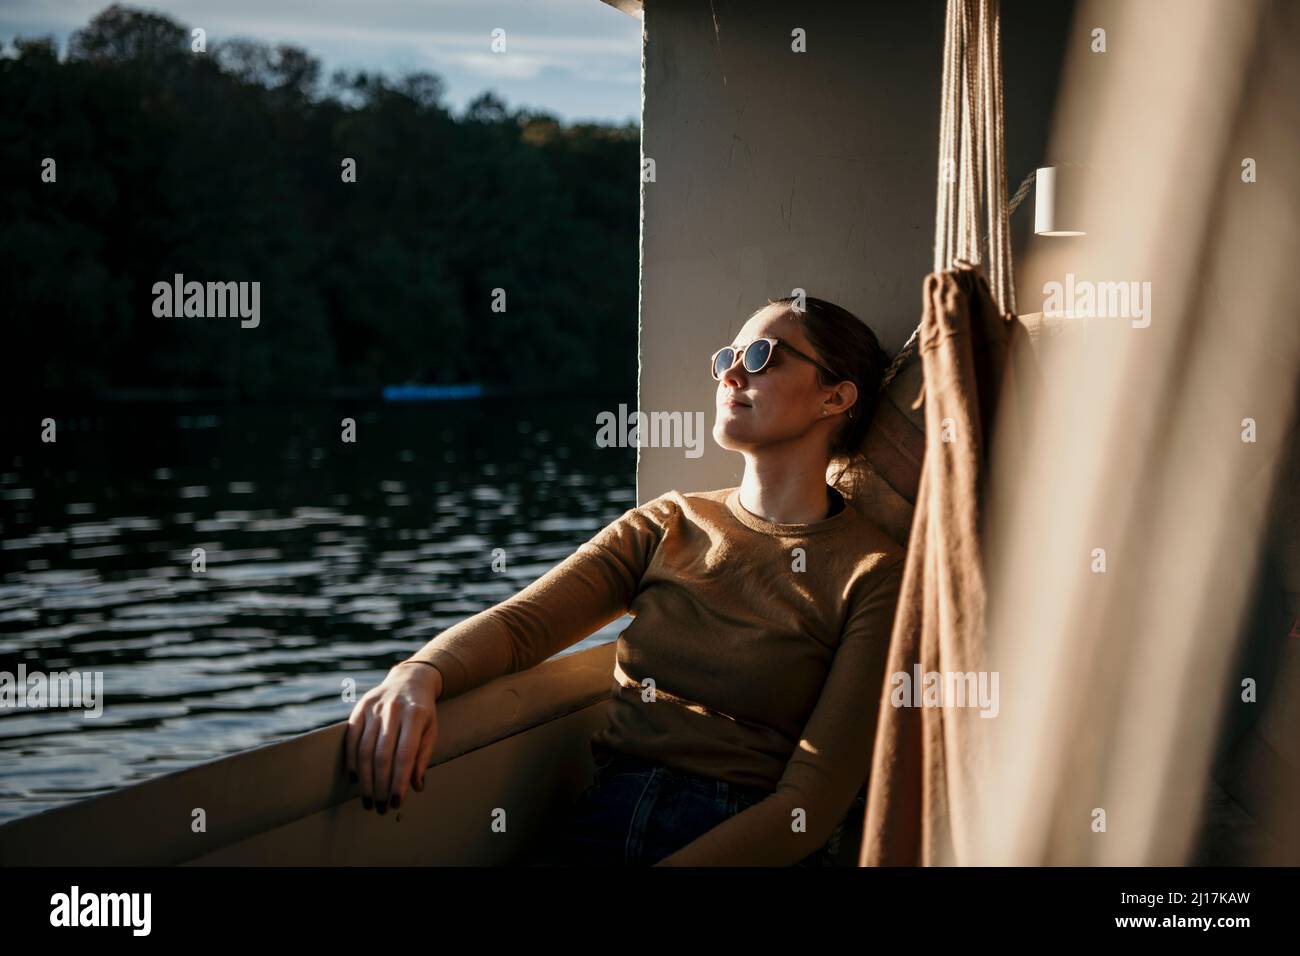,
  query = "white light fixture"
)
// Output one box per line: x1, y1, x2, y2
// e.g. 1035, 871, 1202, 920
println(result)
1034, 165, 1087, 237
